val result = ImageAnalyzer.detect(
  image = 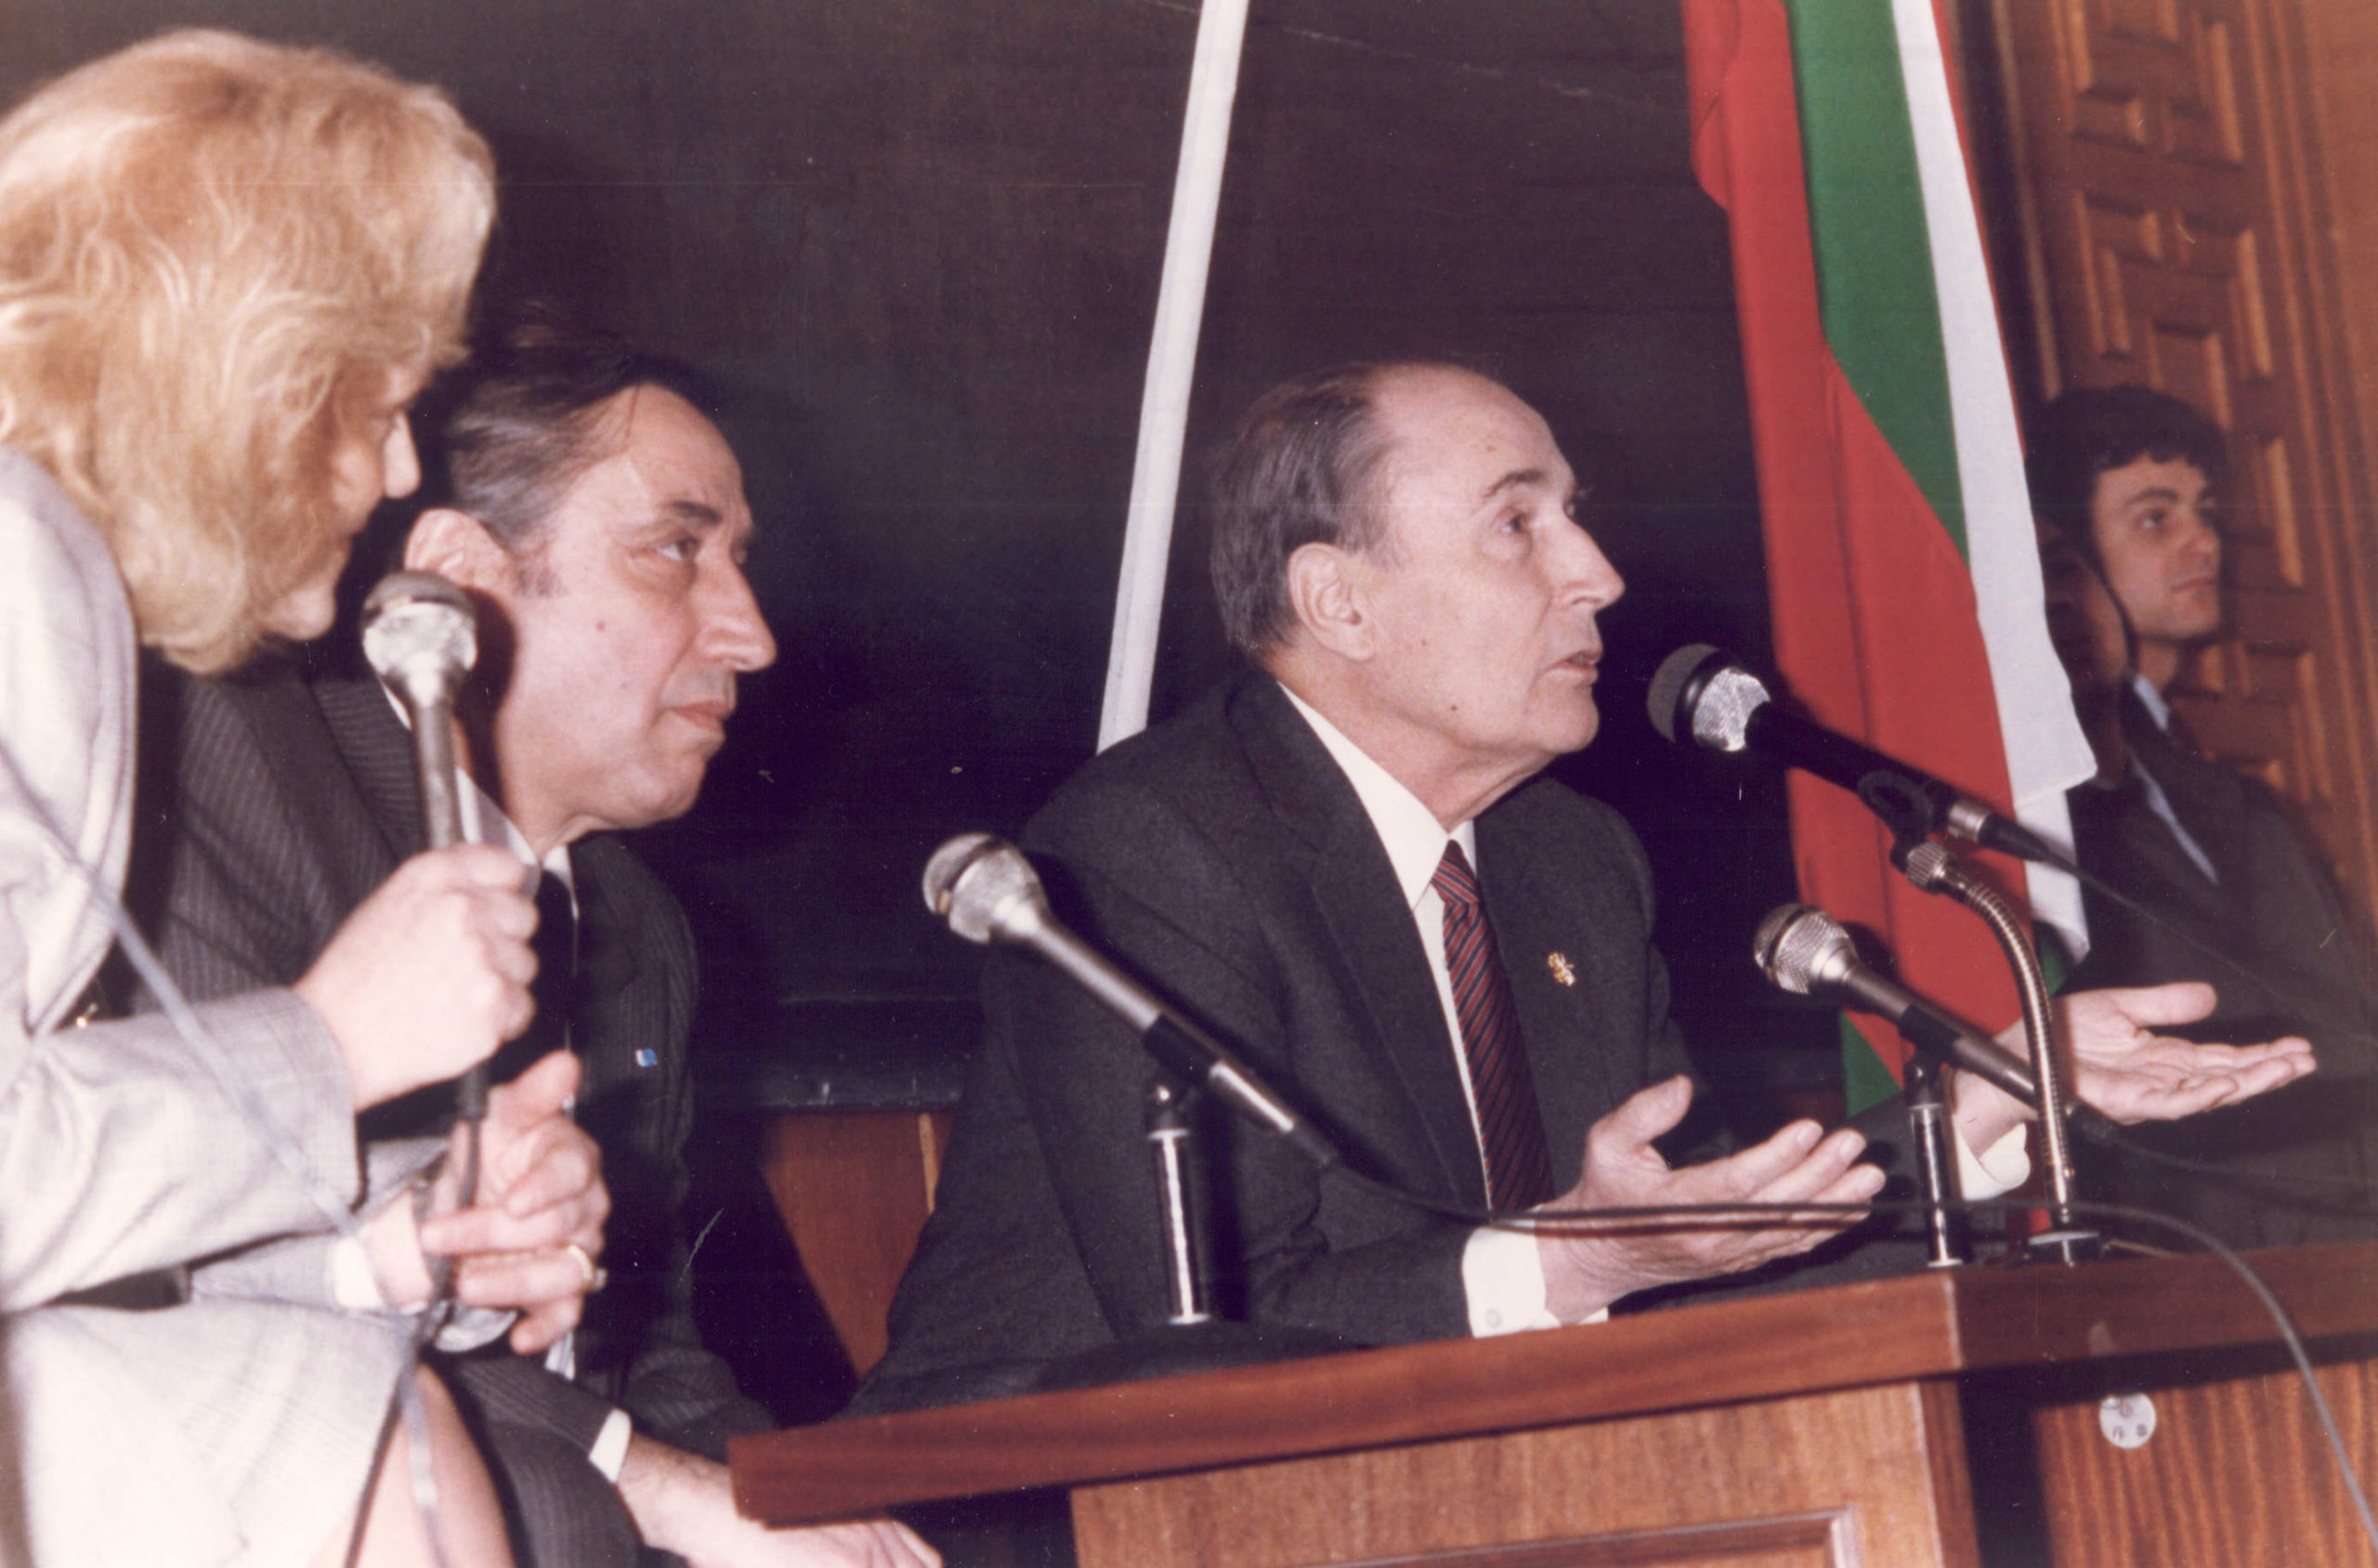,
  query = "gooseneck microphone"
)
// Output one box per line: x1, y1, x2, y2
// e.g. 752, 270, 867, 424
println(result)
1649, 644, 2061, 864
924, 833, 1339, 1169
362, 570, 486, 1117
1754, 903, 2113, 1144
